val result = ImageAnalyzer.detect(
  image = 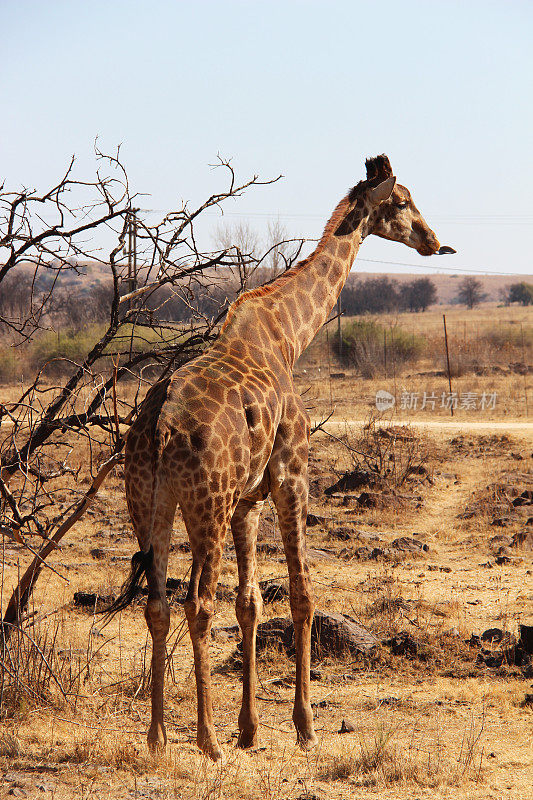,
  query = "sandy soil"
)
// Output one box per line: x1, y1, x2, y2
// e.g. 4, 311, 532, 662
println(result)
1, 412, 533, 799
